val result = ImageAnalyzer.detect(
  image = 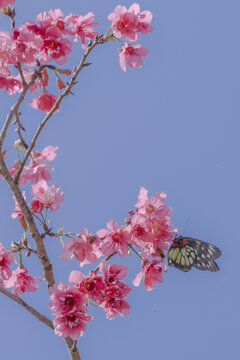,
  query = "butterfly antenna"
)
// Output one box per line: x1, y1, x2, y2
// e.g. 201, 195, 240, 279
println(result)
181, 217, 190, 236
